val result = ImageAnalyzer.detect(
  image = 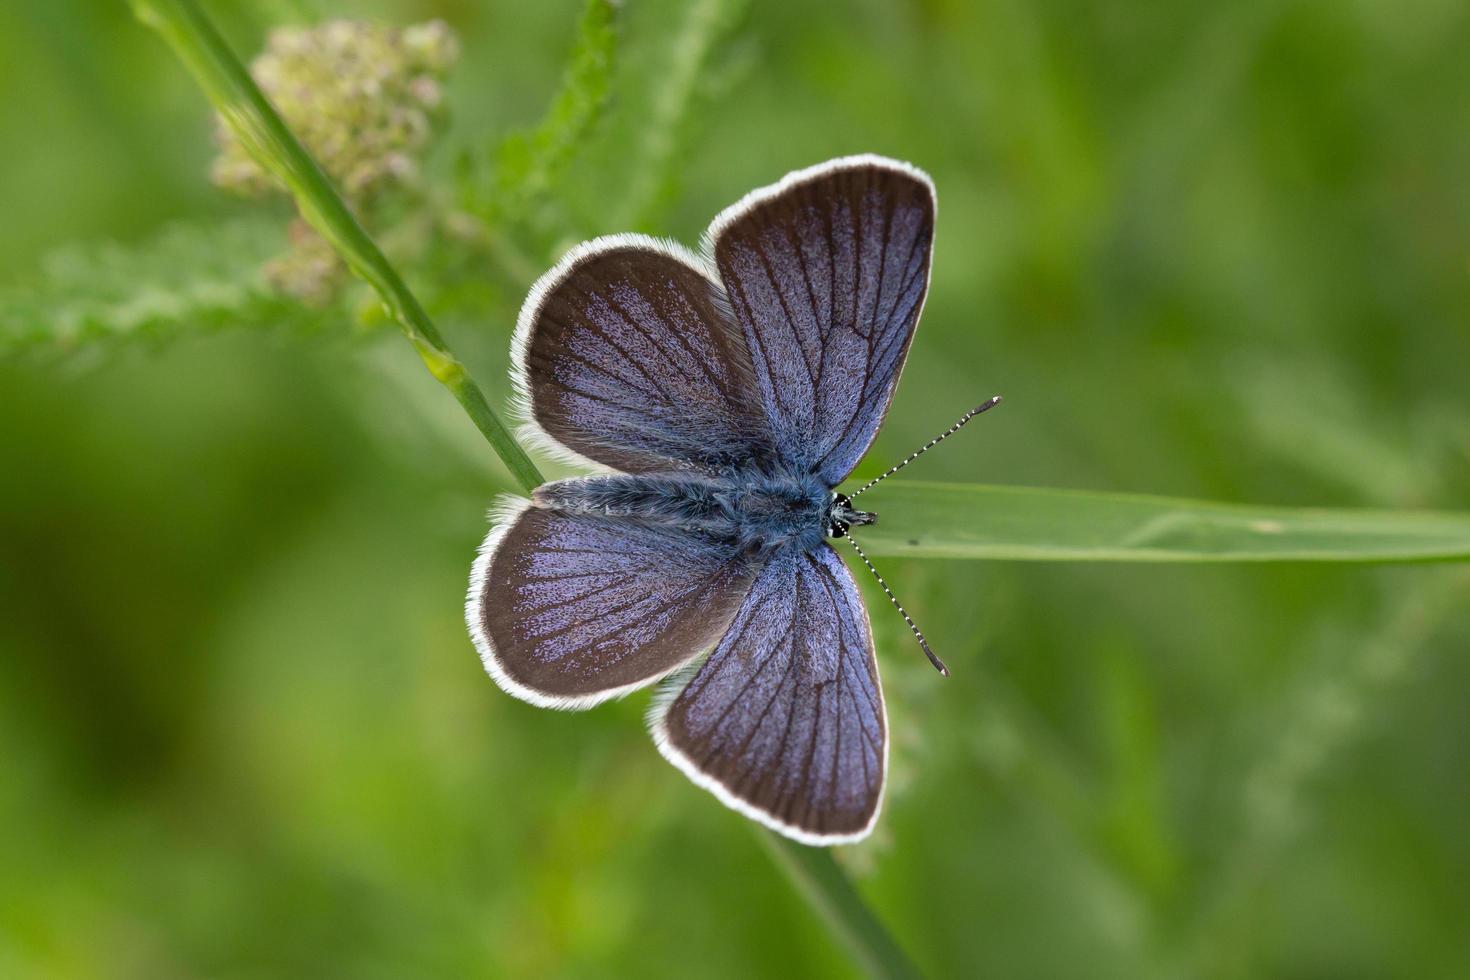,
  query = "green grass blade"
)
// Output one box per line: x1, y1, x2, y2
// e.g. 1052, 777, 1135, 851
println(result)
858, 481, 1470, 562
